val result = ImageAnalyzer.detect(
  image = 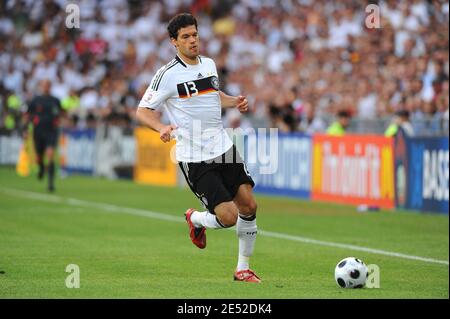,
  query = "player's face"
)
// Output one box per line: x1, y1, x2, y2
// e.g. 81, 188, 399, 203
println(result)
40, 80, 51, 95
172, 25, 199, 59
